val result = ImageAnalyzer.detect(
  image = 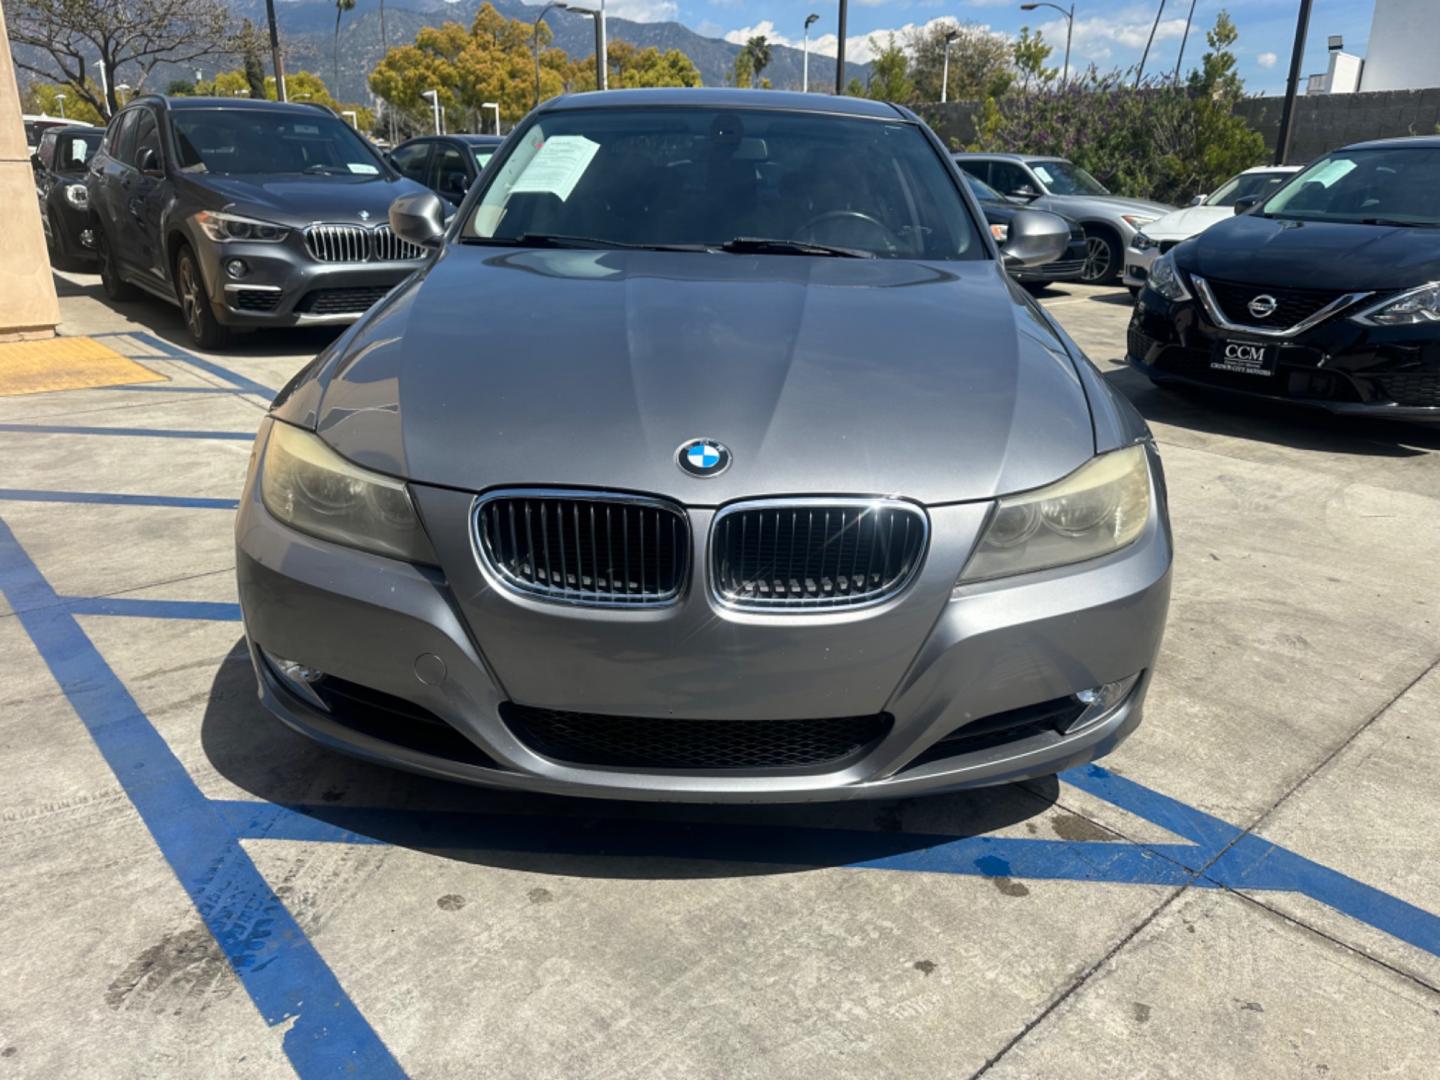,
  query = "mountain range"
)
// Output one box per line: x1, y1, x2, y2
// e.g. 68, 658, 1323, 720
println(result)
221, 0, 869, 105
